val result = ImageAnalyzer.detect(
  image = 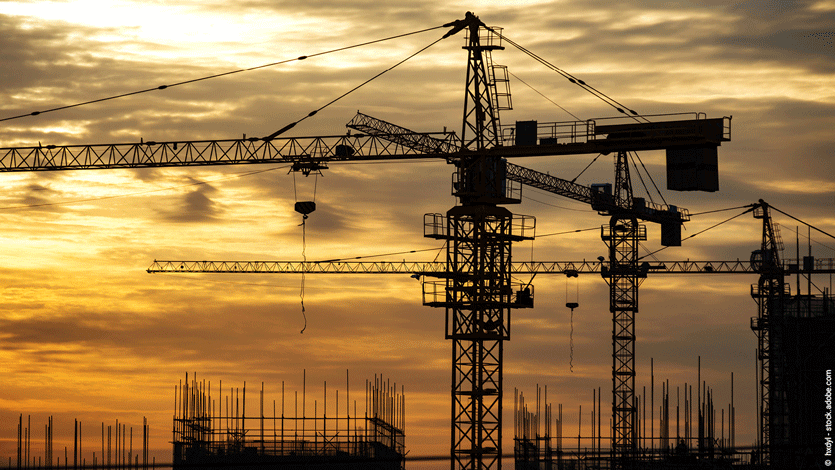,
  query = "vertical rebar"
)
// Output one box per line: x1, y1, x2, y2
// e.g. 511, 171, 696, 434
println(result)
676, 386, 680, 442
651, 358, 654, 452
731, 371, 735, 450
282, 381, 285, 456
18, 414, 22, 470
73, 419, 77, 470
27, 415, 31, 470
592, 388, 596, 457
